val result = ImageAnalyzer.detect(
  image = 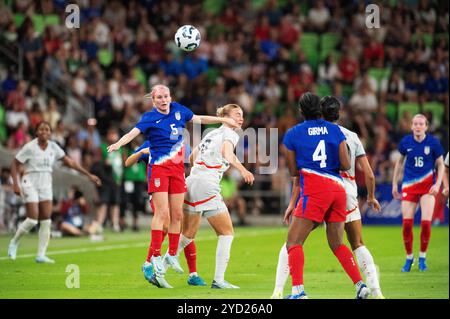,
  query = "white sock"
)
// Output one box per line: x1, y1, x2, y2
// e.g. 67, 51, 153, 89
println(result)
292, 284, 304, 295
37, 219, 51, 257
406, 254, 414, 260
354, 246, 382, 297
419, 252, 426, 258
273, 243, 290, 294
11, 218, 38, 244
177, 234, 193, 256
214, 235, 233, 283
